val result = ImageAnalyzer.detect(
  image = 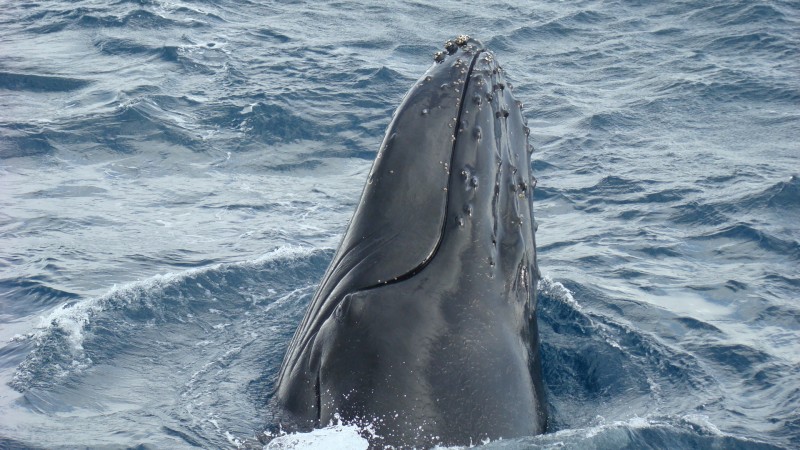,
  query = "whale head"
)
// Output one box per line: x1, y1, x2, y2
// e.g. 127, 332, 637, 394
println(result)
274, 36, 545, 447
